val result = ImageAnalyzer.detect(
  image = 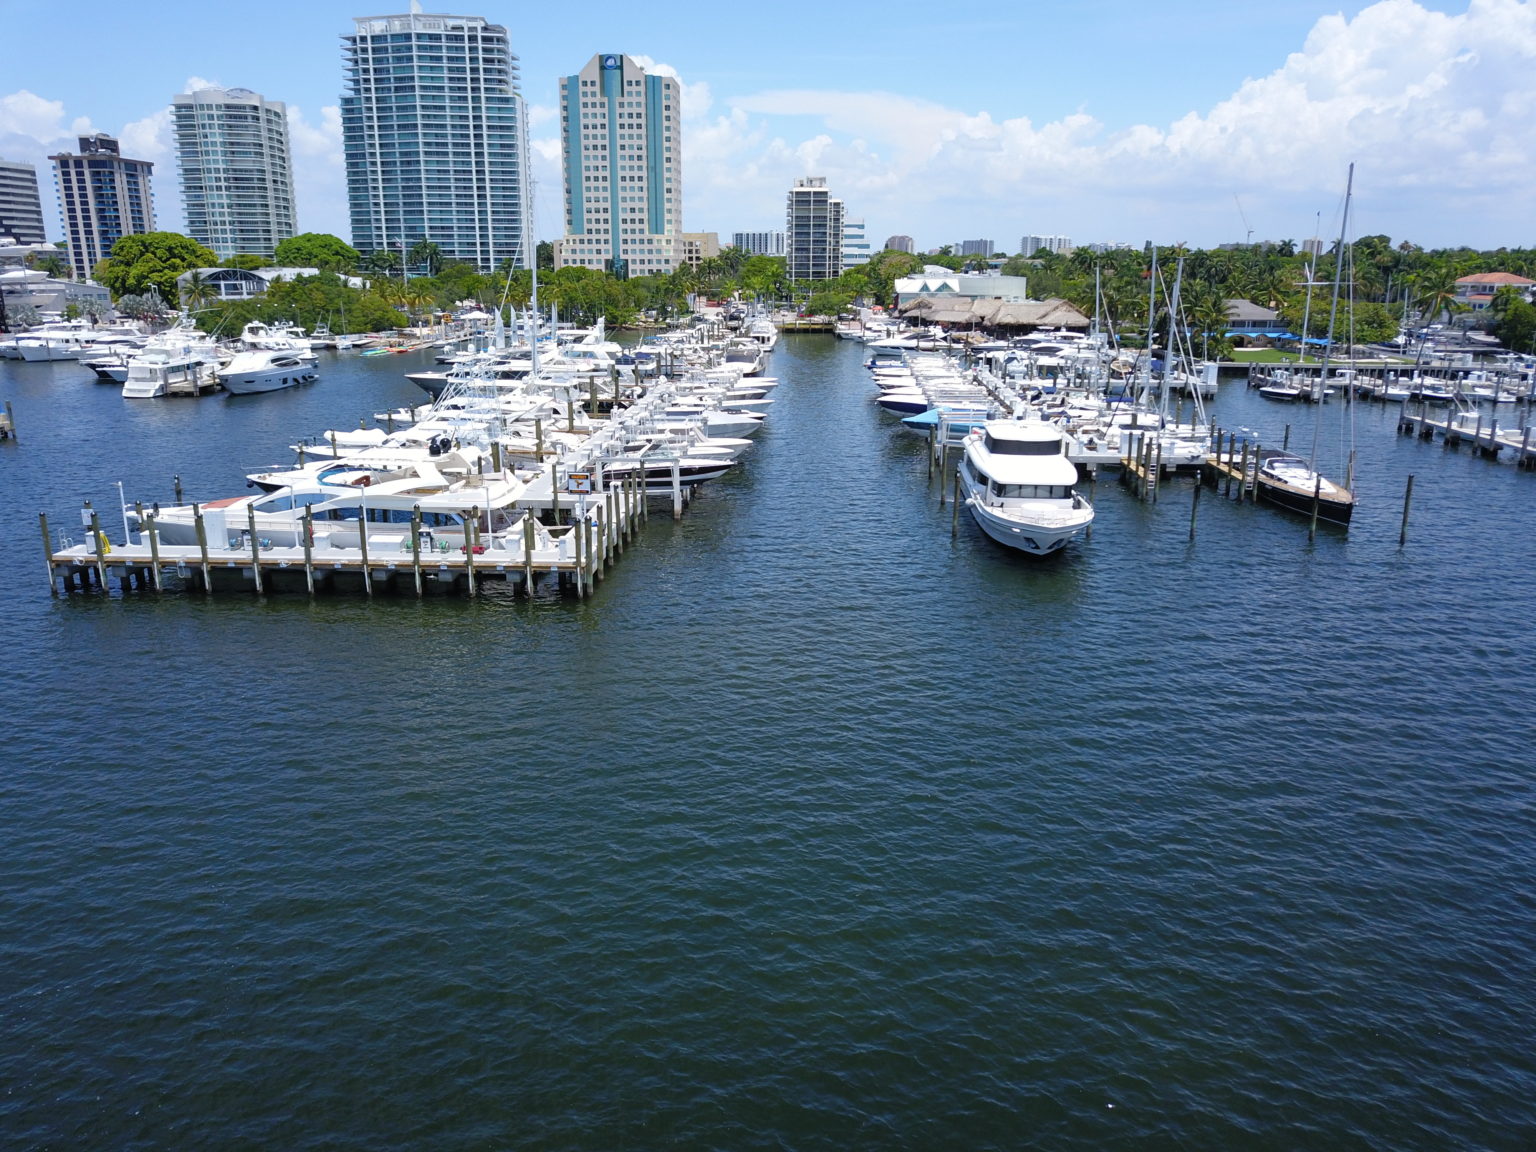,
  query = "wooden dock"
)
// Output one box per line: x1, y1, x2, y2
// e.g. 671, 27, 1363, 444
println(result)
1397, 405, 1536, 469
42, 481, 649, 600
